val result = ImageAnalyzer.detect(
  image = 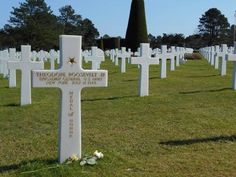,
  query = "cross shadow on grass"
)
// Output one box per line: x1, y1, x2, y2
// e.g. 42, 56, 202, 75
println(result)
185, 74, 219, 78
82, 95, 137, 102
2, 103, 20, 107
179, 87, 231, 94
124, 76, 159, 82
159, 135, 236, 146
0, 158, 57, 174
